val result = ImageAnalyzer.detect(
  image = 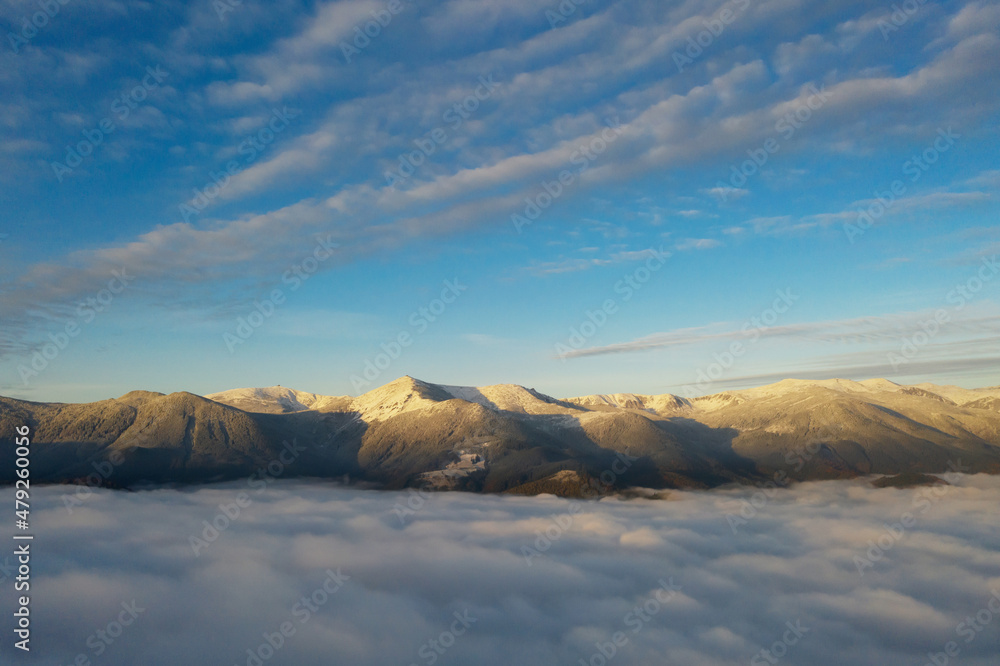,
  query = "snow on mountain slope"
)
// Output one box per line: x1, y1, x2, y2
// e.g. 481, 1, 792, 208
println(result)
440, 383, 573, 414
206, 378, 570, 420
7, 375, 1000, 490
912, 383, 1000, 405
205, 386, 347, 413
568, 393, 646, 410
206, 386, 313, 412
718, 378, 1000, 409
566, 393, 691, 414
731, 378, 892, 399
349, 376, 455, 421
689, 378, 966, 414
205, 377, 1000, 426
857, 378, 903, 392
